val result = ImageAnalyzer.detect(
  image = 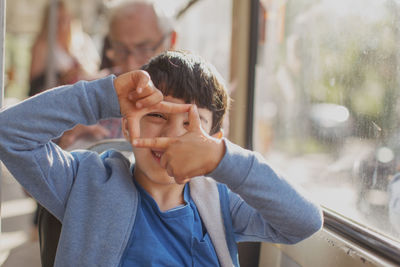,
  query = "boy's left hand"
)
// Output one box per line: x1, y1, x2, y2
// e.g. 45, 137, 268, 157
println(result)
132, 105, 226, 184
